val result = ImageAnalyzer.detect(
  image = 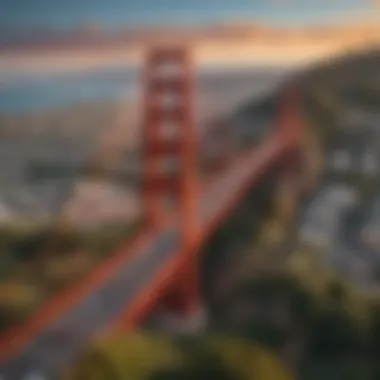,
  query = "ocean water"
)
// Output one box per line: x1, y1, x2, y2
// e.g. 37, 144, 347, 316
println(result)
0, 65, 292, 114
0, 66, 140, 114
